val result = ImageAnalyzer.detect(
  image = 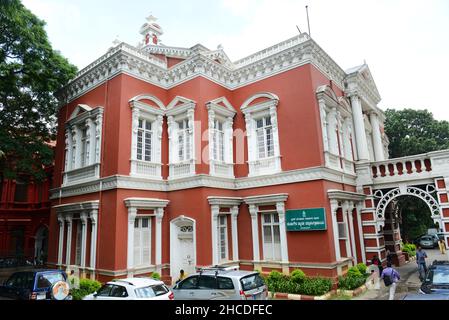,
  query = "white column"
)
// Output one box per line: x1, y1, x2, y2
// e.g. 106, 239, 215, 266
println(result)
86, 118, 96, 165
131, 107, 140, 162
65, 214, 73, 266
343, 118, 354, 161
356, 204, 367, 264
80, 211, 88, 268
326, 108, 339, 155
345, 201, 358, 263
127, 207, 137, 274
211, 205, 220, 265
74, 126, 82, 169
318, 99, 329, 153
94, 110, 103, 163
350, 95, 370, 161
89, 210, 98, 272
341, 204, 351, 260
244, 113, 255, 165
249, 204, 260, 261
70, 127, 77, 169
231, 206, 239, 261
65, 129, 73, 171
369, 112, 385, 161
57, 214, 65, 266
225, 117, 234, 168
276, 202, 289, 263
330, 200, 341, 262
155, 207, 164, 272
208, 110, 216, 175
155, 115, 163, 167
